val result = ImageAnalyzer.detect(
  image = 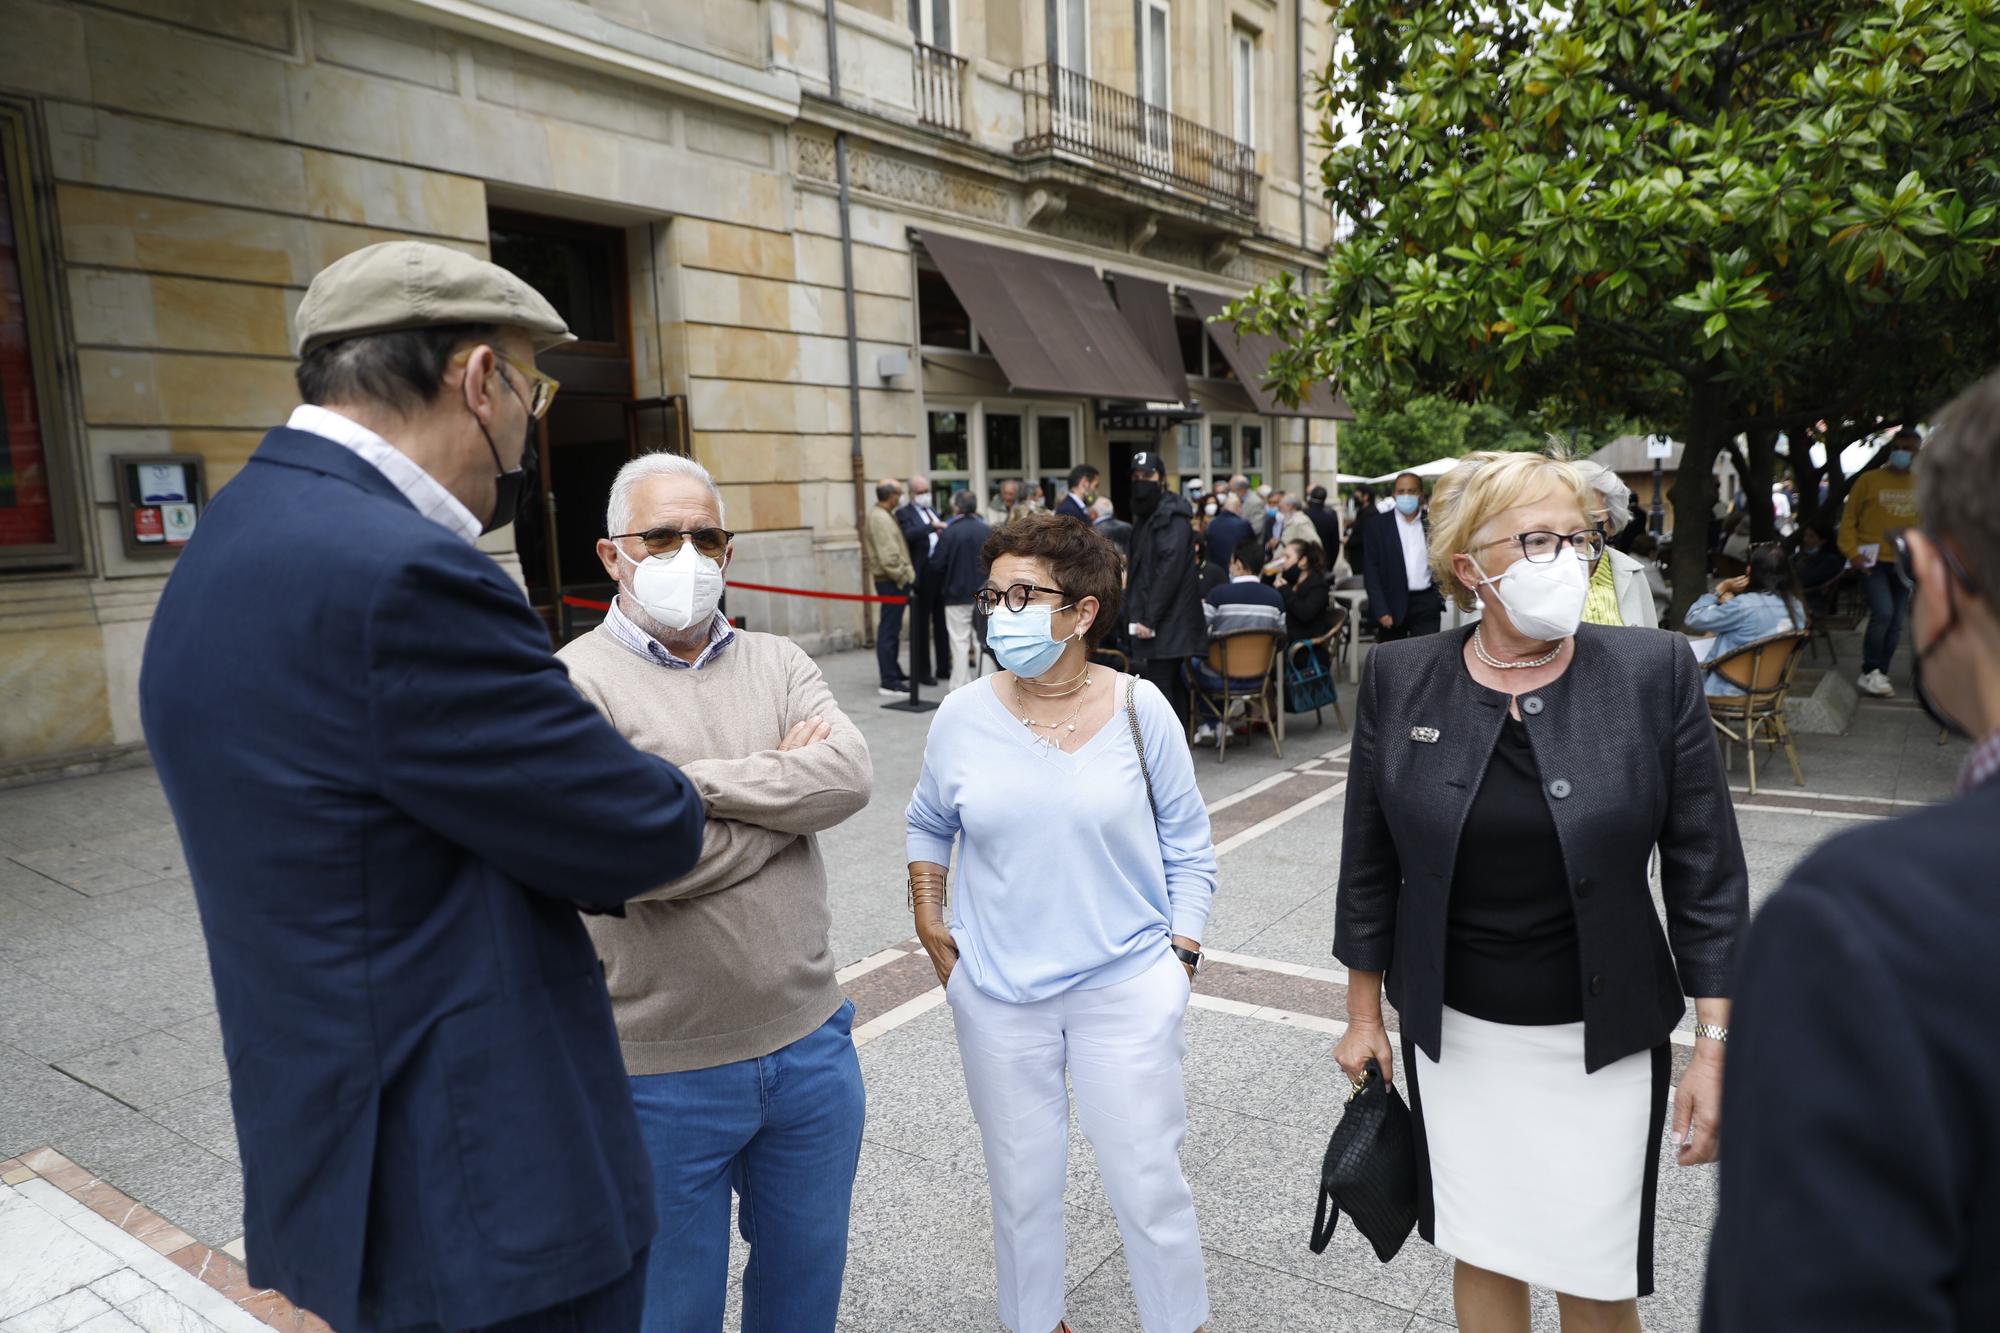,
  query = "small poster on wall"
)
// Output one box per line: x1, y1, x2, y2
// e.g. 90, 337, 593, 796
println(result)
113, 454, 207, 558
